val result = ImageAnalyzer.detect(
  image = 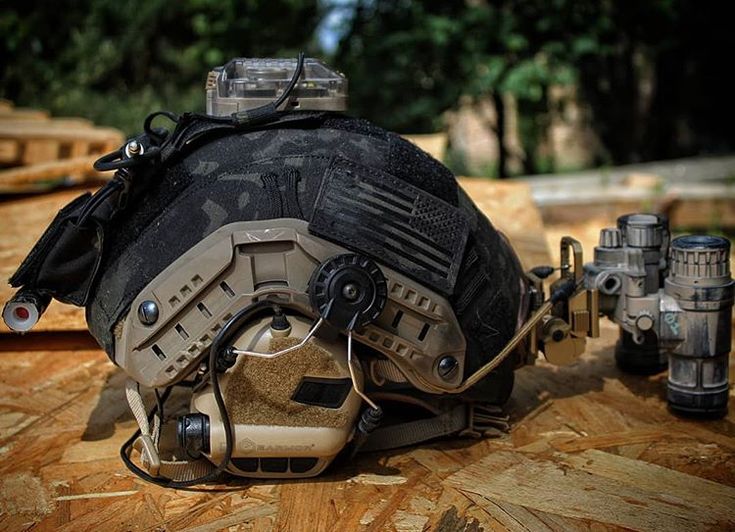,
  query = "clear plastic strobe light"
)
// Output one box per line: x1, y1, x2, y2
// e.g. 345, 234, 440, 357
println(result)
206, 57, 348, 116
